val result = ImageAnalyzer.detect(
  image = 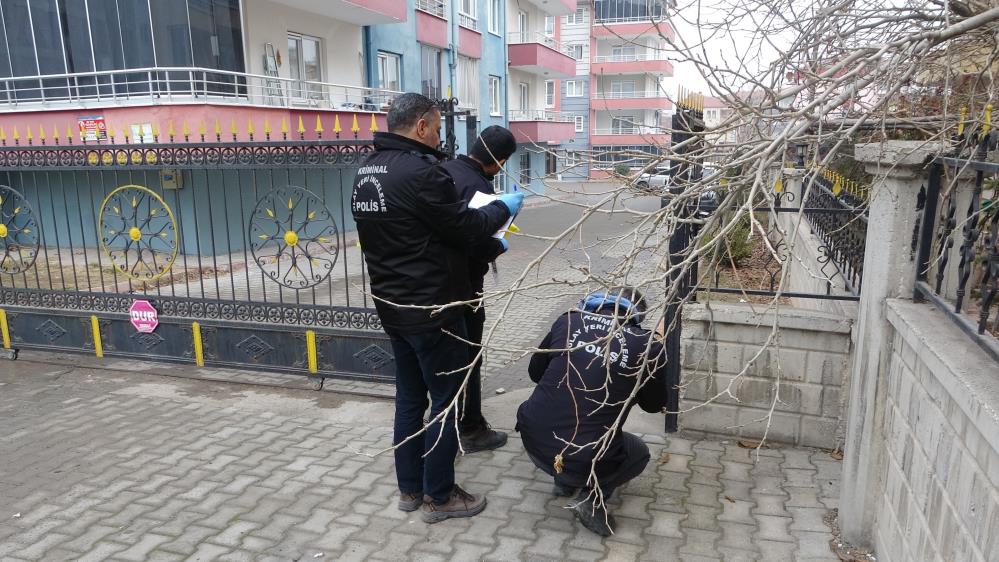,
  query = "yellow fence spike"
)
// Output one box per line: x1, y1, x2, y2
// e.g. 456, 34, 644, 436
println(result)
230, 118, 238, 136
333, 115, 342, 134
182, 121, 190, 138
315, 115, 324, 134
247, 119, 255, 136
957, 106, 968, 136
12, 126, 19, 142
263, 118, 272, 136
280, 118, 289, 136
351, 114, 360, 133
982, 104, 992, 138
0, 127, 6, 143
370, 114, 378, 133
26, 126, 33, 142
214, 119, 222, 137
199, 120, 207, 138
167, 121, 176, 139
151, 122, 159, 139
297, 116, 306, 135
